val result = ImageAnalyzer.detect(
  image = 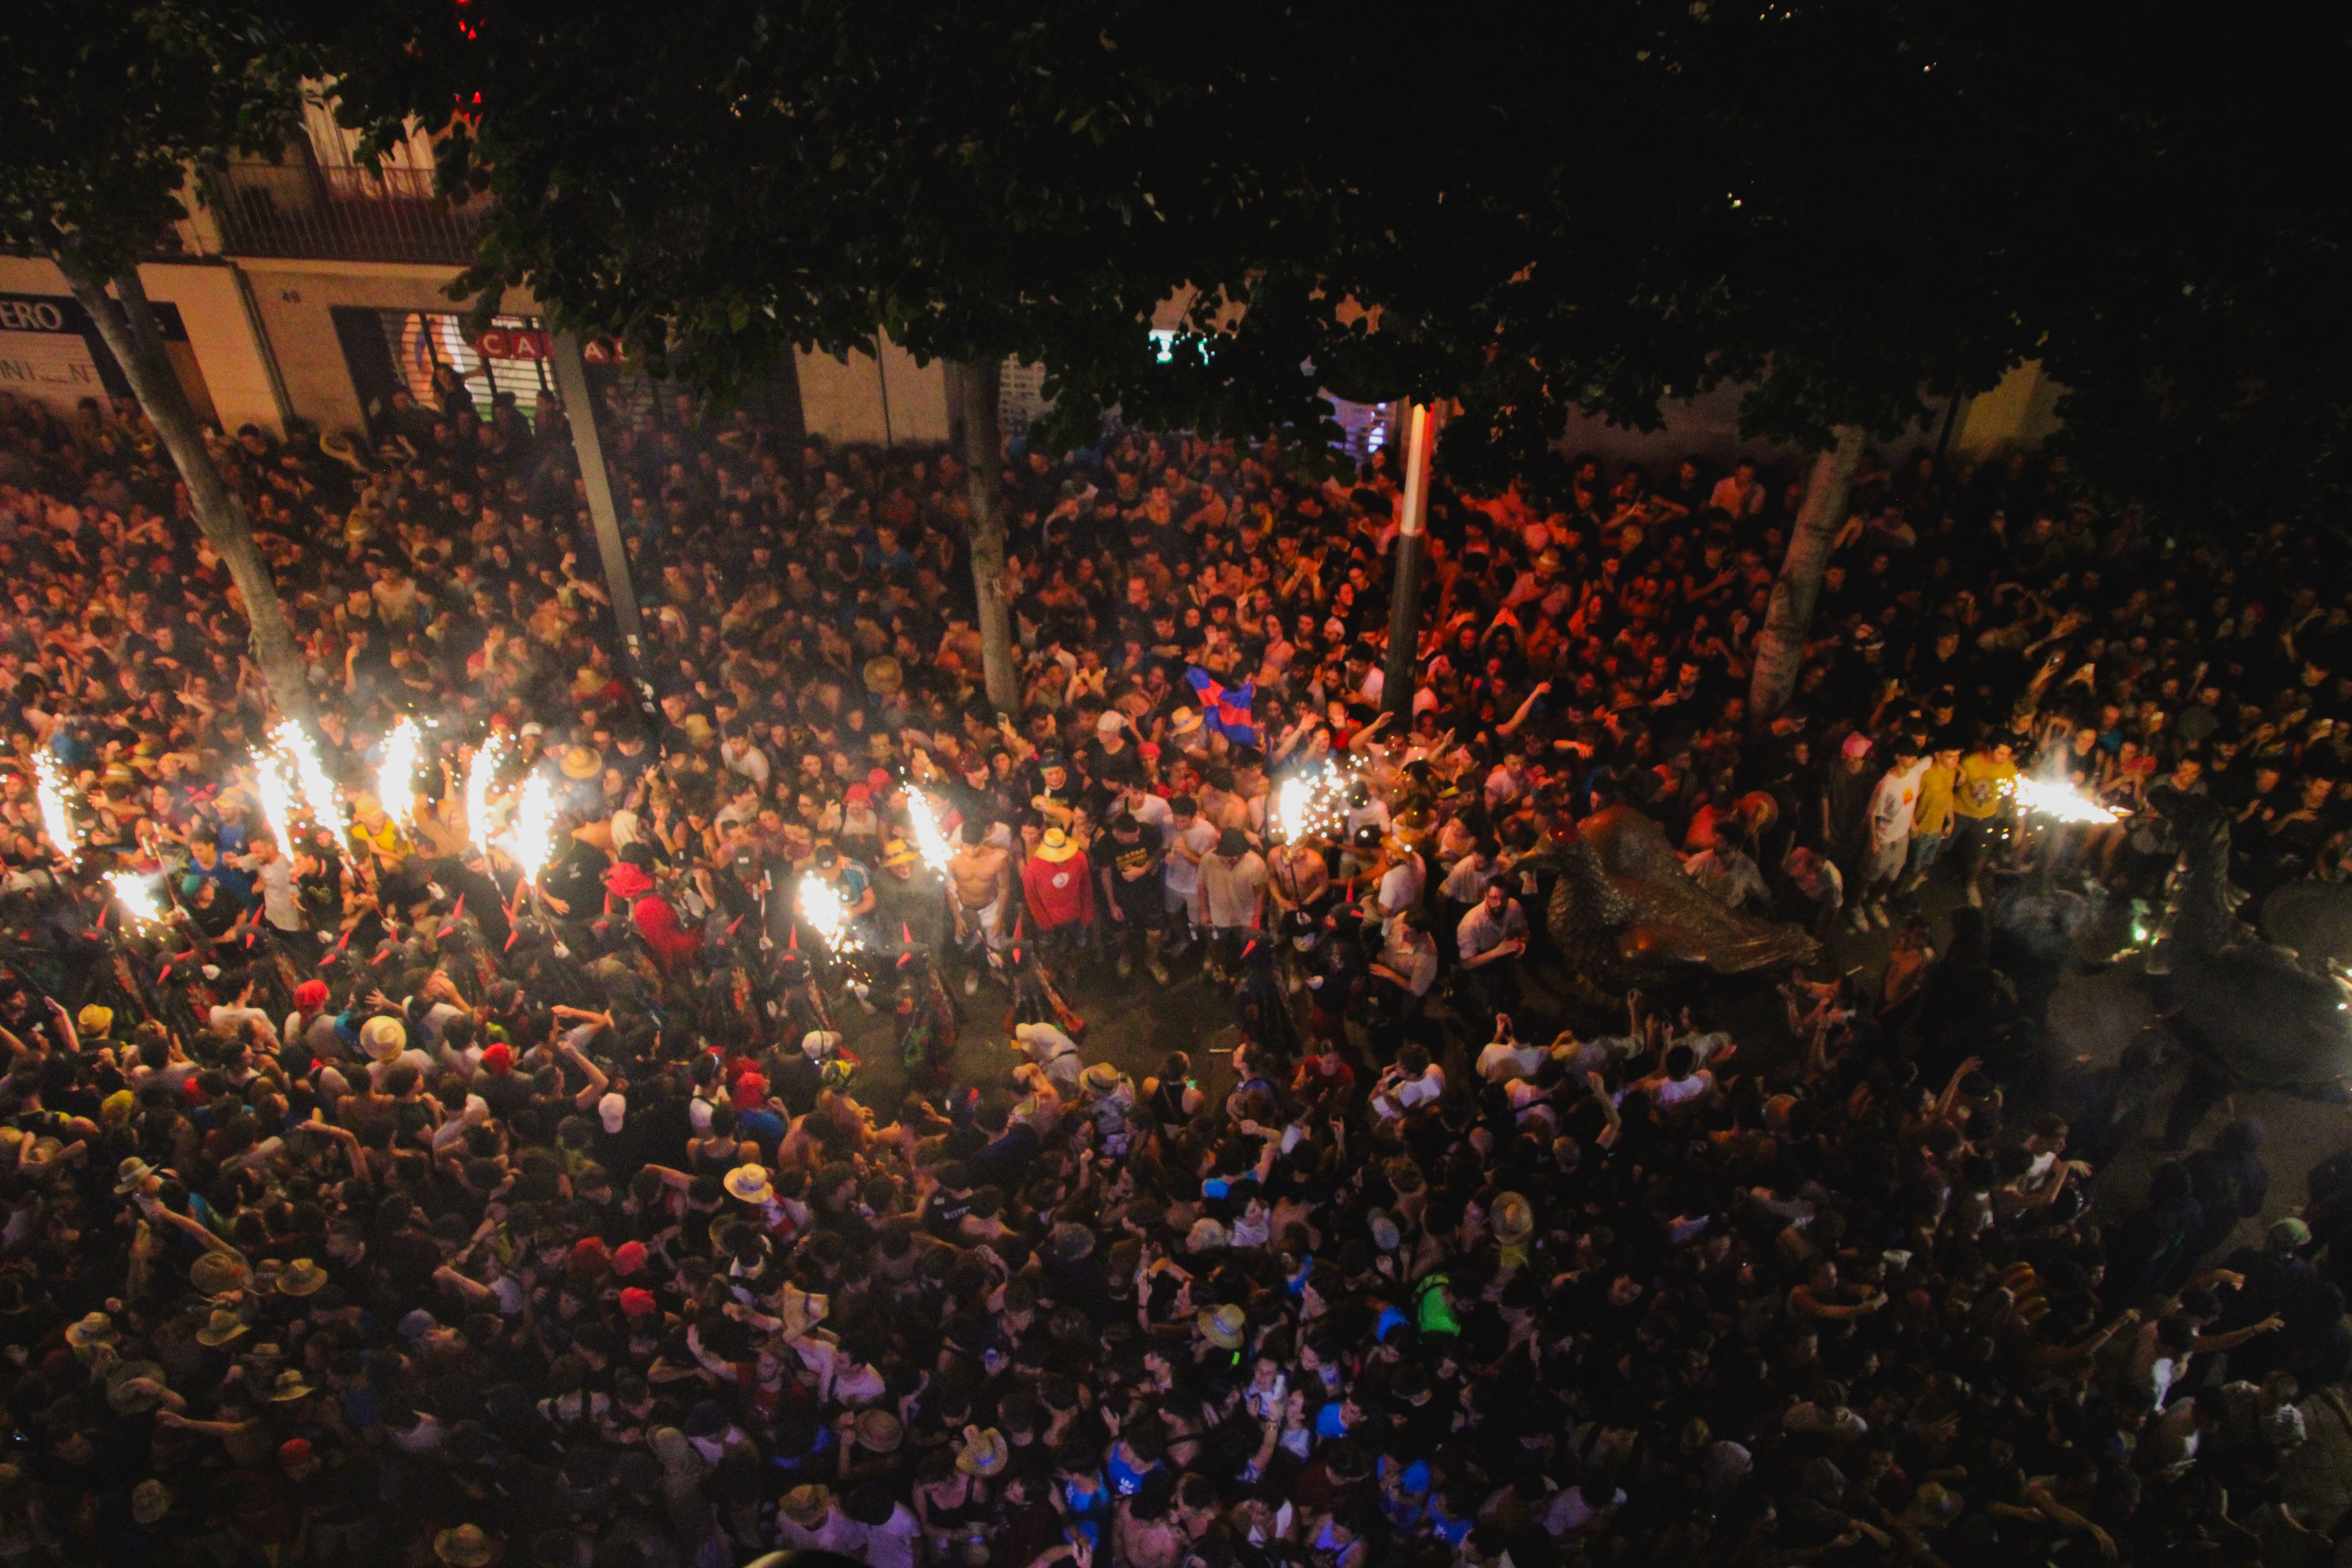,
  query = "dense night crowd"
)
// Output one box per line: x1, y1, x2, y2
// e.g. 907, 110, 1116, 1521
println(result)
0, 371, 2348, 1568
